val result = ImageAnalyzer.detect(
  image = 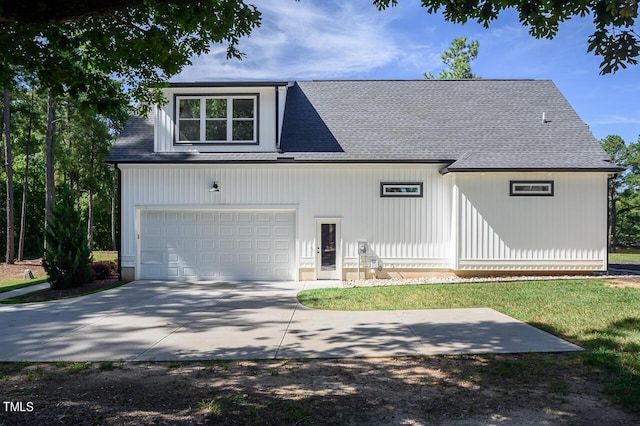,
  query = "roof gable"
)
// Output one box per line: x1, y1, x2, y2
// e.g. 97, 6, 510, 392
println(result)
280, 80, 617, 170
108, 79, 620, 171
